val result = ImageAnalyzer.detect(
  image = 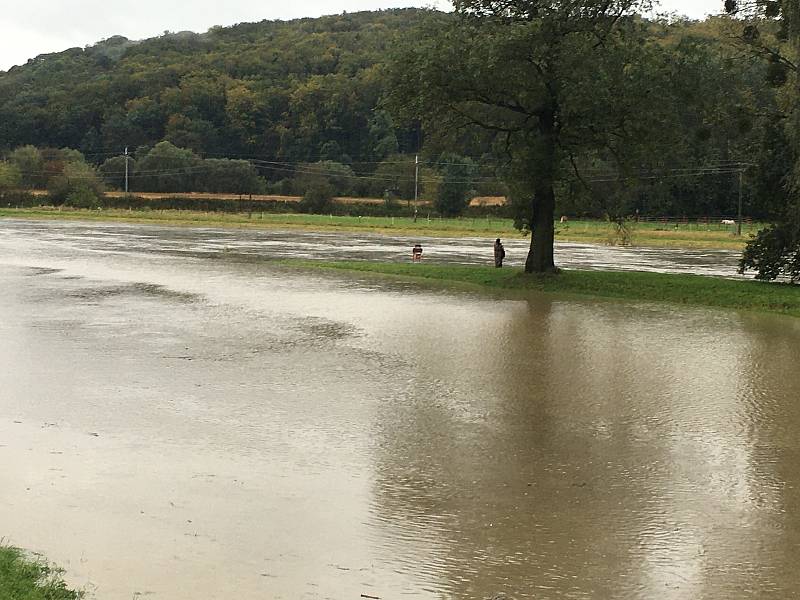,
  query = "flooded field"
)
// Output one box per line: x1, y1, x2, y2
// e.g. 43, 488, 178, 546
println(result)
1, 219, 799, 599
0, 218, 743, 276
